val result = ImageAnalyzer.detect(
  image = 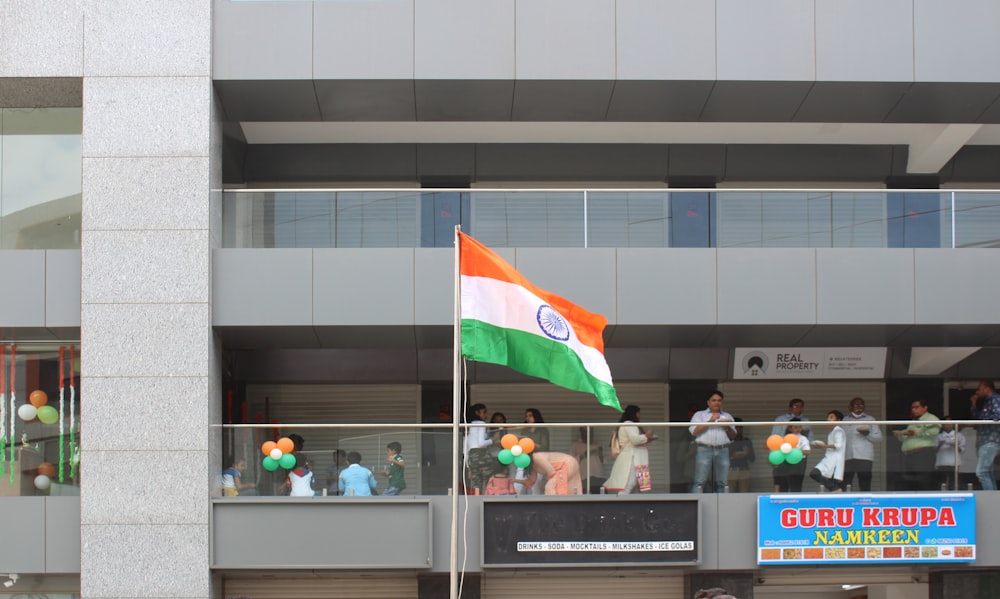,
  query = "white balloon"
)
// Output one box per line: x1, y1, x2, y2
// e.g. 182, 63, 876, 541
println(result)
34, 475, 51, 490
270, 448, 283, 460
510, 445, 523, 456
17, 404, 37, 421
780, 442, 792, 453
